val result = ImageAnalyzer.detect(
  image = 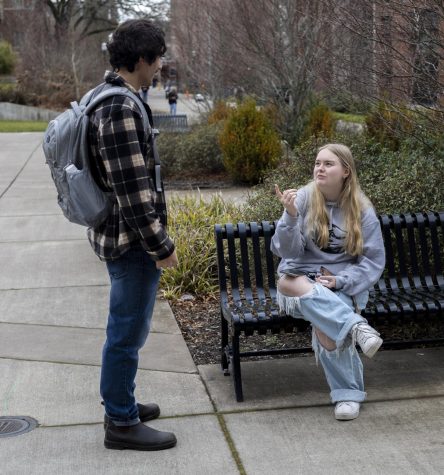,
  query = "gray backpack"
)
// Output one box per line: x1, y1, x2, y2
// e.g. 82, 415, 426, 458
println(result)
43, 85, 151, 227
